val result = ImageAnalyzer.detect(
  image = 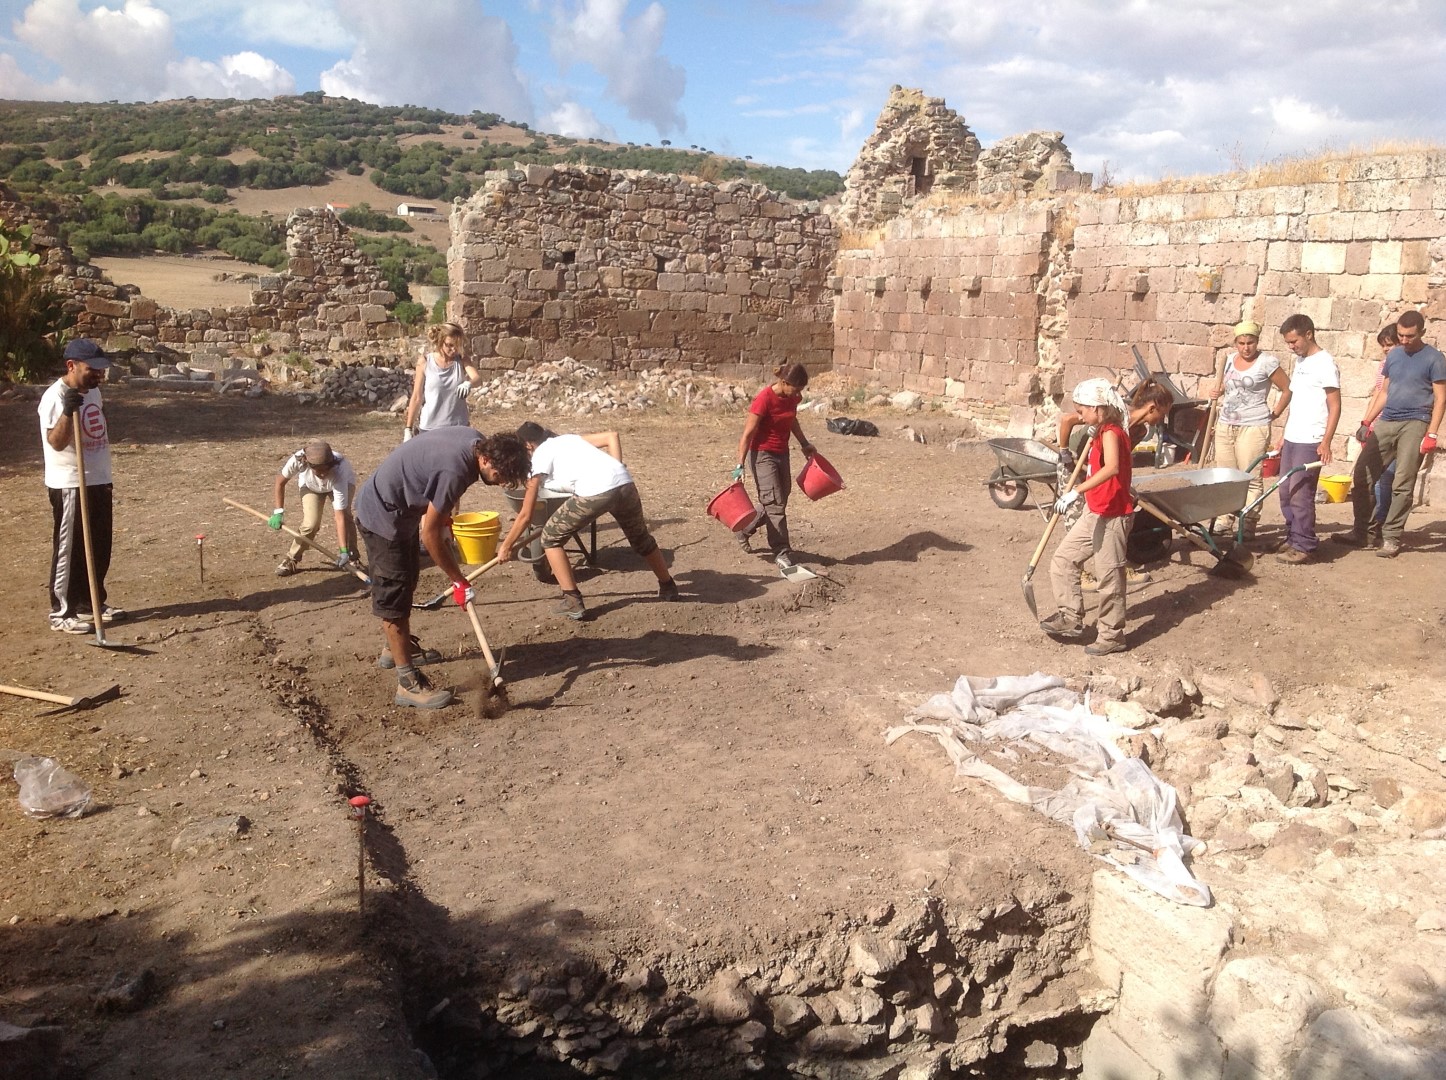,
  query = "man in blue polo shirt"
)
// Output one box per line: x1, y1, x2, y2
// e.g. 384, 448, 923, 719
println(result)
1348, 309, 1446, 558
